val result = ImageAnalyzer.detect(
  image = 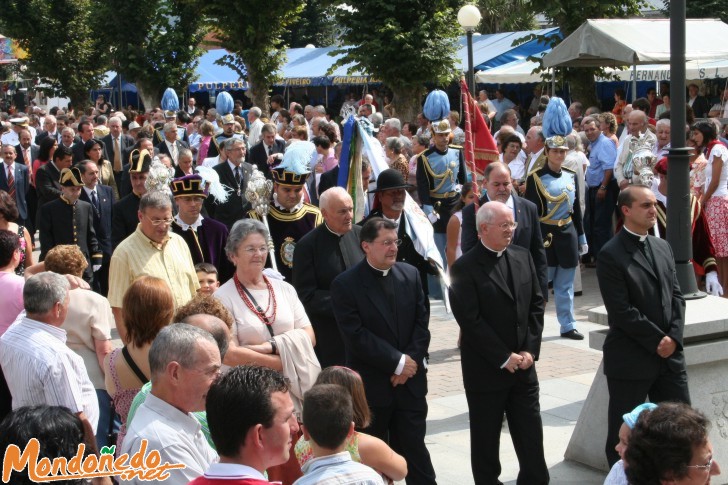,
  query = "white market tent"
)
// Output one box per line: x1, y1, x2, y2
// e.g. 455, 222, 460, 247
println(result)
476, 19, 728, 96
476, 57, 728, 84
542, 18, 728, 68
